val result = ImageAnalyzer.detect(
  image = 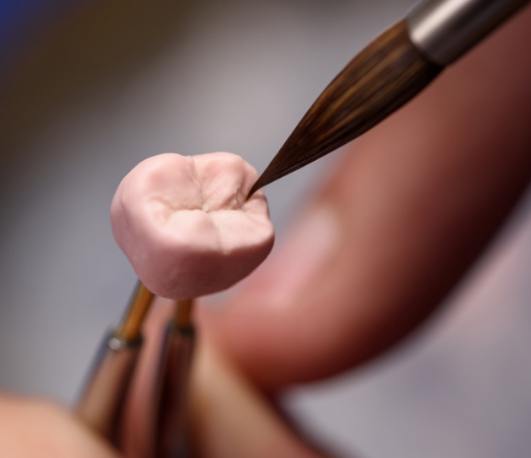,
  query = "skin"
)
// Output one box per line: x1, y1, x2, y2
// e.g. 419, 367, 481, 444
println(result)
1, 5, 529, 456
